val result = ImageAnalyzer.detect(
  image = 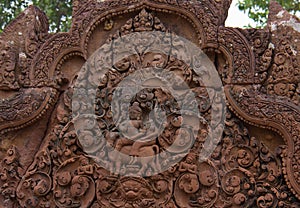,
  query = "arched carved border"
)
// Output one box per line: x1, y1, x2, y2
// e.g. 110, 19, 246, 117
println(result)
217, 27, 256, 84
225, 86, 300, 199
0, 0, 299, 201
0, 88, 58, 134
216, 24, 300, 200
34, 0, 223, 83
81, 3, 207, 56
1, 0, 220, 133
